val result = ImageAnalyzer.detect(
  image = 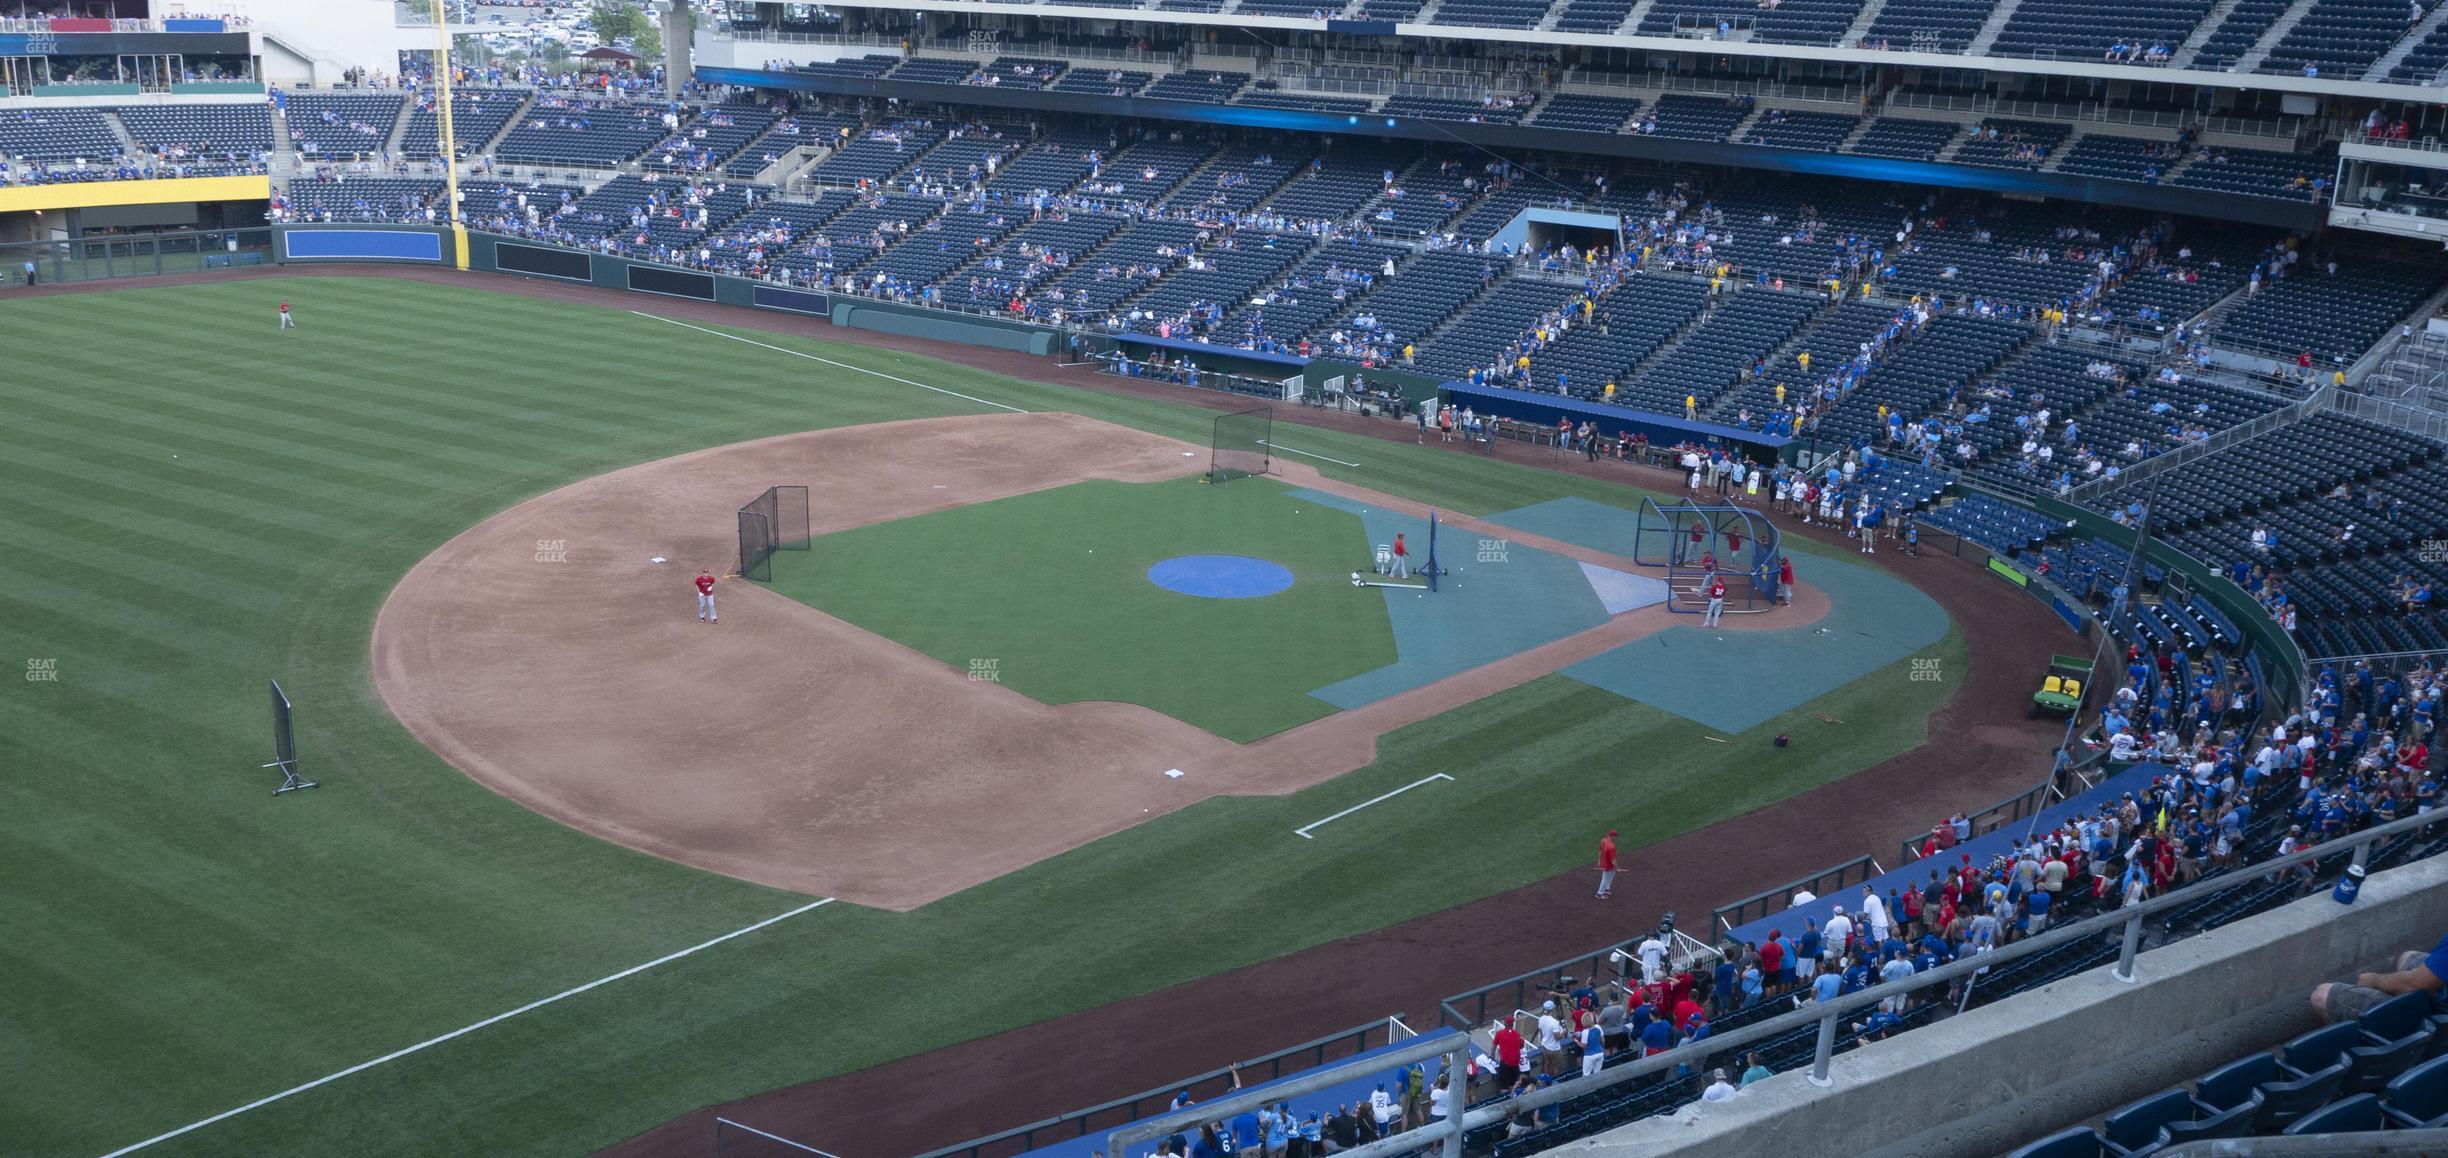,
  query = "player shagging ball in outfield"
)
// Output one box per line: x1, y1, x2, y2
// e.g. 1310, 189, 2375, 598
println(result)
695, 568, 718, 622
279, 300, 295, 331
